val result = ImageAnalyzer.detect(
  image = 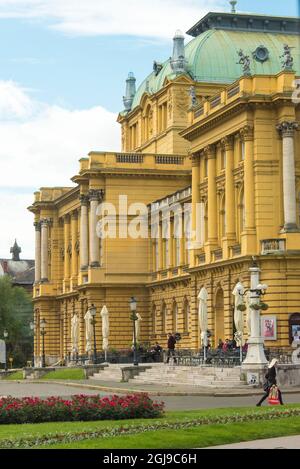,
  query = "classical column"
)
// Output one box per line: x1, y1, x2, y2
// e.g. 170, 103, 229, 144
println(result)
191, 153, 201, 248
40, 219, 49, 282
89, 189, 104, 268
240, 125, 255, 230
222, 136, 236, 239
71, 211, 78, 278
64, 215, 71, 280
79, 195, 89, 271
34, 221, 41, 283
206, 145, 218, 243
277, 121, 299, 232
